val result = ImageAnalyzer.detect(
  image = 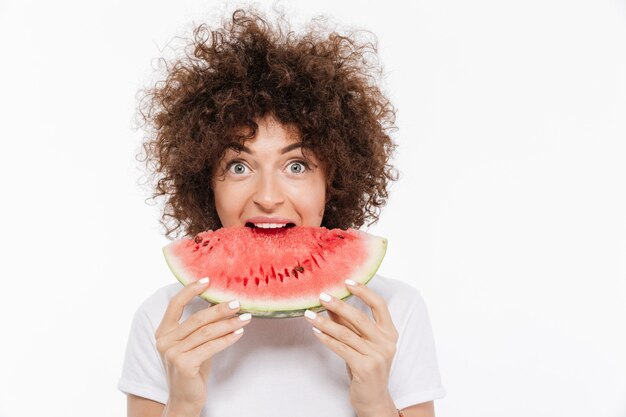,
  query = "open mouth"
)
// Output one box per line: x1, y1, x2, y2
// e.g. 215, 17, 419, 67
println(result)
245, 222, 296, 229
